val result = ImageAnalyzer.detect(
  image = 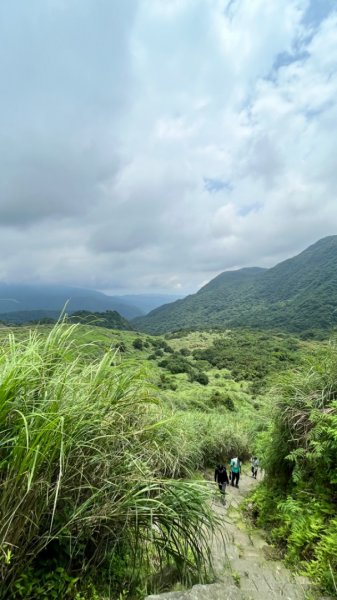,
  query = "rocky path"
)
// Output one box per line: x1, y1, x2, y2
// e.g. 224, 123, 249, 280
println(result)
145, 469, 331, 600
